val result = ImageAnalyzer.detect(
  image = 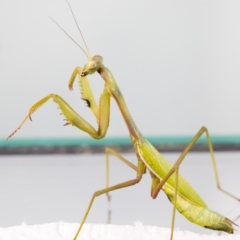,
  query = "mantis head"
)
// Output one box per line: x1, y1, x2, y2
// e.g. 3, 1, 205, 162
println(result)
50, 2, 104, 77
81, 55, 104, 77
